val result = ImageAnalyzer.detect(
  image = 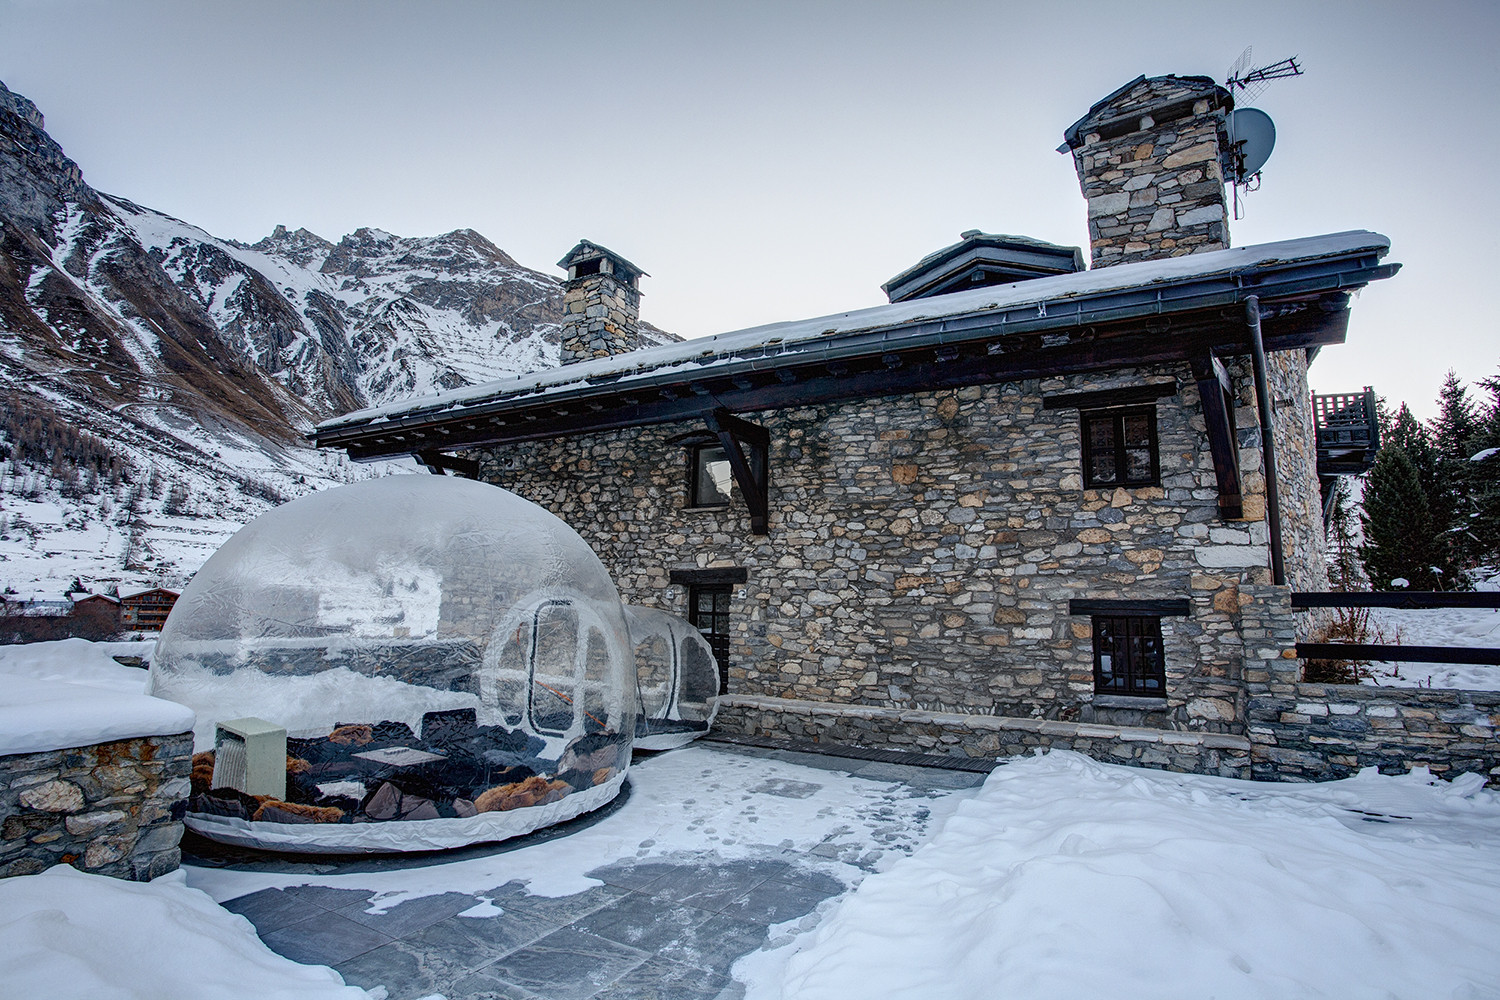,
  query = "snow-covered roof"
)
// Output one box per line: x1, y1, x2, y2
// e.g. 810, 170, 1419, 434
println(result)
318, 231, 1392, 437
